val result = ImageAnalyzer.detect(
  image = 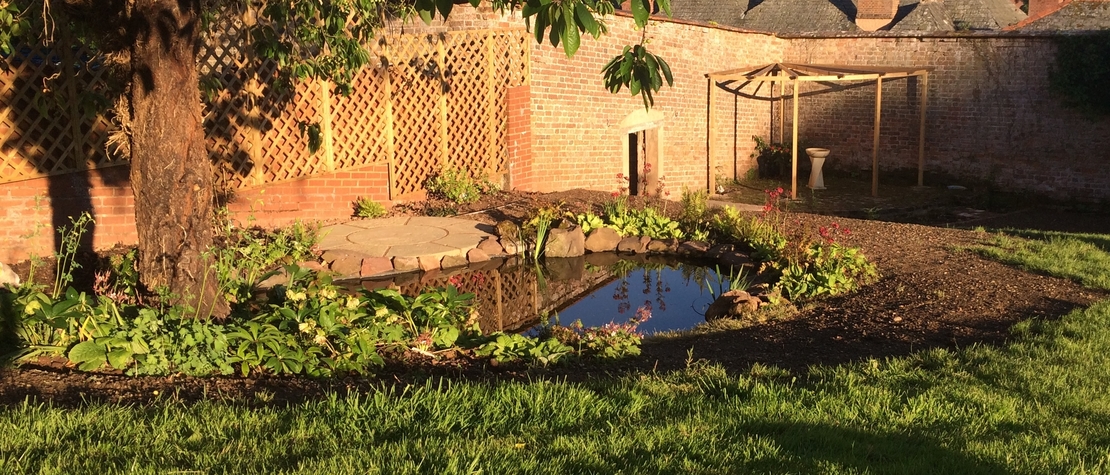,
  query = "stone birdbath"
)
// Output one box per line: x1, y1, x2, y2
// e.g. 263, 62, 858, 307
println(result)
805, 148, 830, 190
